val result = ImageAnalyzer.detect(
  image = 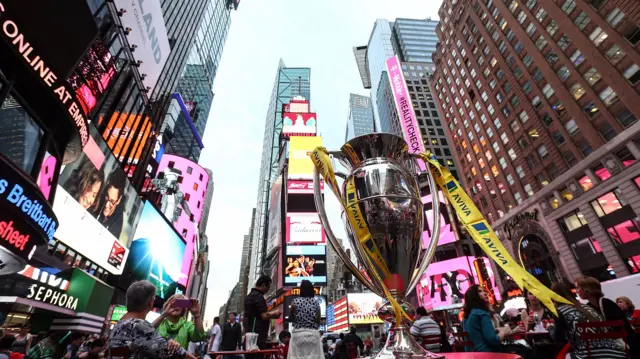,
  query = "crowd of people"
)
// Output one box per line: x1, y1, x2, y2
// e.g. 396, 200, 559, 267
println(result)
1, 274, 639, 359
